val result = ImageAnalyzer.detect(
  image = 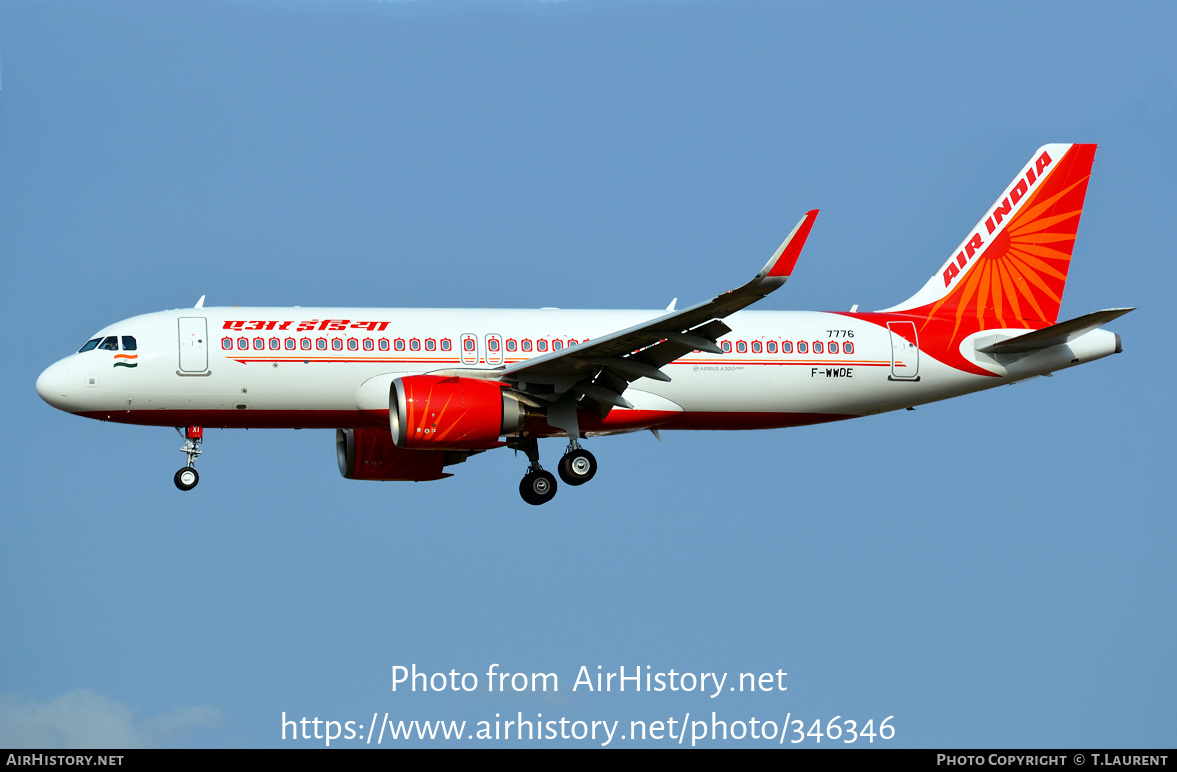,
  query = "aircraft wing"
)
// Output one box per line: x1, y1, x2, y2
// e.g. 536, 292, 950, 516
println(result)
501, 210, 819, 415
